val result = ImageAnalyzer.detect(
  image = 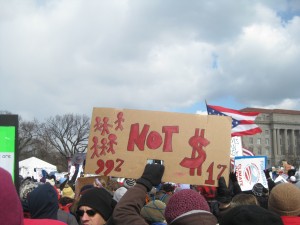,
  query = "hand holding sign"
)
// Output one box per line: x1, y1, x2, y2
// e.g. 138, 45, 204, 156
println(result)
136, 163, 165, 191
216, 176, 233, 204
